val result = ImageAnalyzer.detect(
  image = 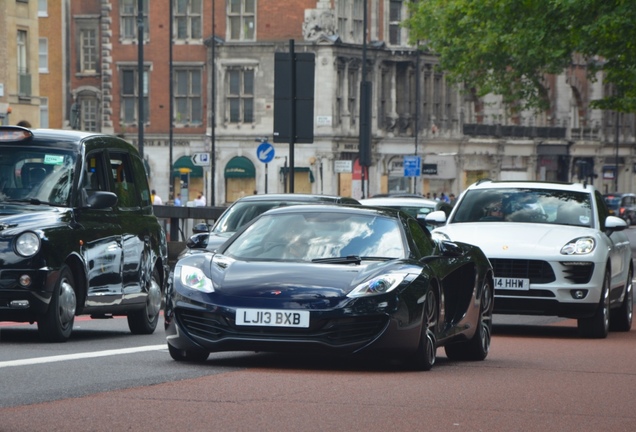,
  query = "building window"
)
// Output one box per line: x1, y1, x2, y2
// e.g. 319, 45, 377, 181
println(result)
40, 97, 49, 128
228, 0, 255, 41
80, 28, 98, 73
389, 0, 403, 45
336, 0, 364, 44
174, 68, 203, 125
17, 30, 31, 96
121, 0, 149, 41
175, 0, 202, 40
121, 68, 149, 125
38, 0, 48, 17
38, 38, 48, 73
226, 68, 254, 123
80, 97, 99, 131
347, 67, 358, 126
